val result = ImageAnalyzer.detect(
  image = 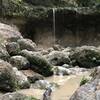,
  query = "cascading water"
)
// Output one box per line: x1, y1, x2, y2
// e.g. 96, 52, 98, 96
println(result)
53, 8, 56, 45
